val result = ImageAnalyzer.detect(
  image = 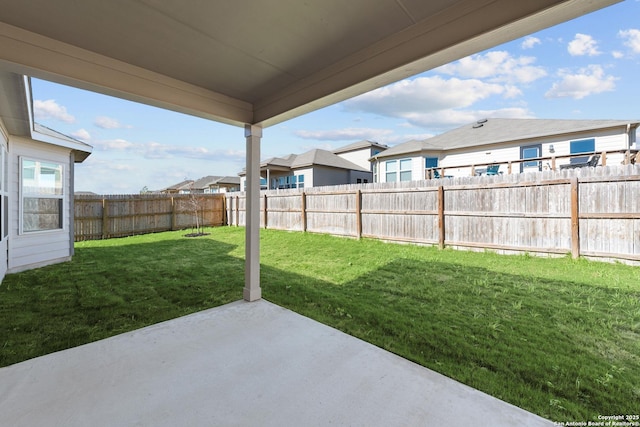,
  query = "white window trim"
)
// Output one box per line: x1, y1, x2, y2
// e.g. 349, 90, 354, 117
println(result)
399, 158, 412, 182
19, 156, 66, 234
